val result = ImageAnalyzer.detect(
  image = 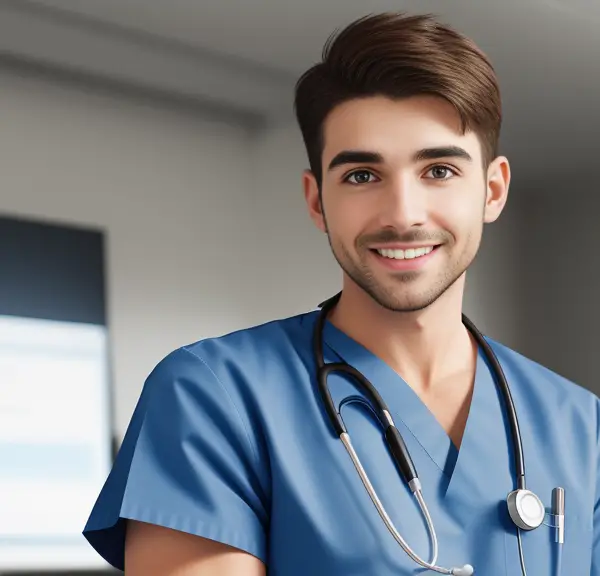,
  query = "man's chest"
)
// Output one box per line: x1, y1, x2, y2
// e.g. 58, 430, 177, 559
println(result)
413, 372, 475, 449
